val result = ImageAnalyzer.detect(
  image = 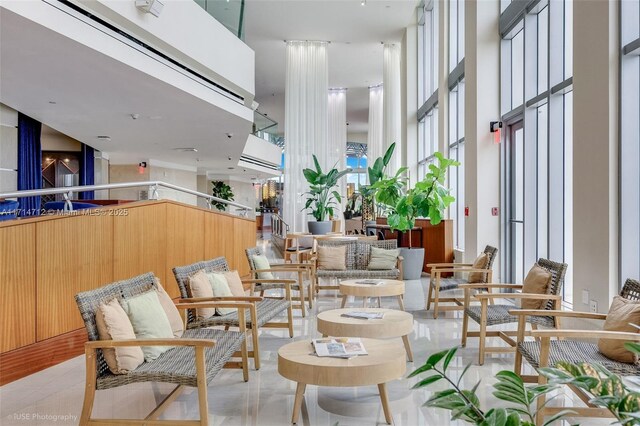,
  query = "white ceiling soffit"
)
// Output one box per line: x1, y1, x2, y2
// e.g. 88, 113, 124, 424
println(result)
0, 1, 254, 175
244, 0, 419, 135
239, 134, 282, 177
